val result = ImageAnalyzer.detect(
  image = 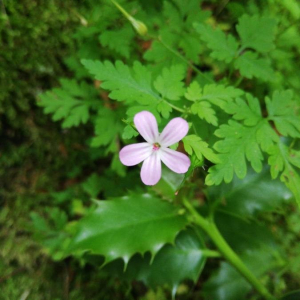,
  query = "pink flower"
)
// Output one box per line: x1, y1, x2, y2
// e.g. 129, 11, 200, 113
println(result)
119, 111, 191, 185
